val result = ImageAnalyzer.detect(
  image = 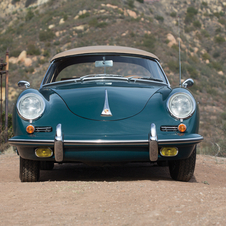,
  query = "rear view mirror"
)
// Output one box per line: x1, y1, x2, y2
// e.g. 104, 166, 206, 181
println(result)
95, 60, 113, 68
182, 78, 194, 88
18, 80, 30, 88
